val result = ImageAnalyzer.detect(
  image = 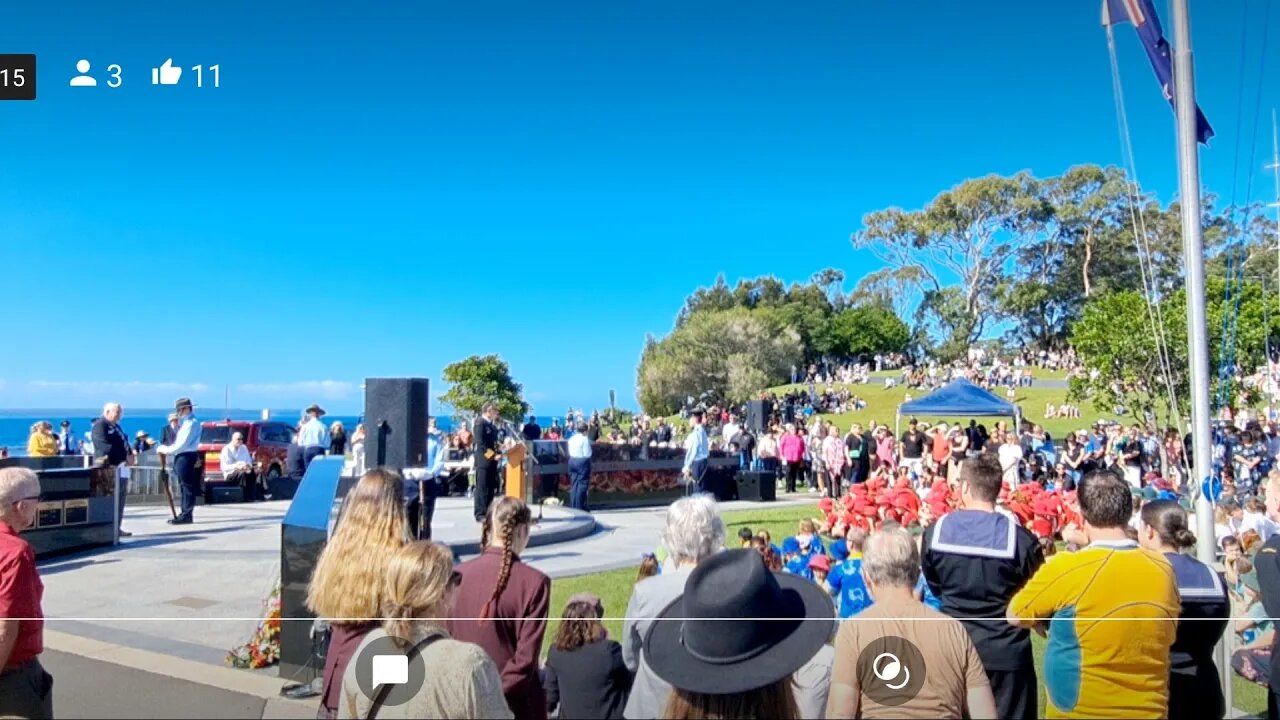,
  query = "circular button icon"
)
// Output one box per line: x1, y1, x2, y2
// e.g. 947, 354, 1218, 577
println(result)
856, 635, 926, 707
352, 633, 428, 709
